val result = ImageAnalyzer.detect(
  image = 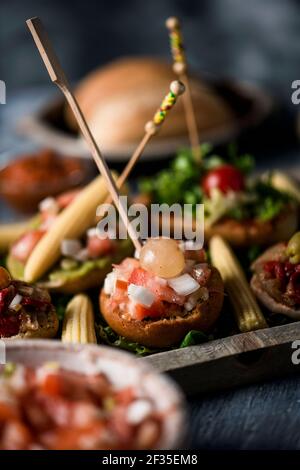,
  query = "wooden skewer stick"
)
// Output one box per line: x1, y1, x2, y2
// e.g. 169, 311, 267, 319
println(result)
103, 80, 185, 205
166, 16, 201, 162
26, 16, 142, 253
